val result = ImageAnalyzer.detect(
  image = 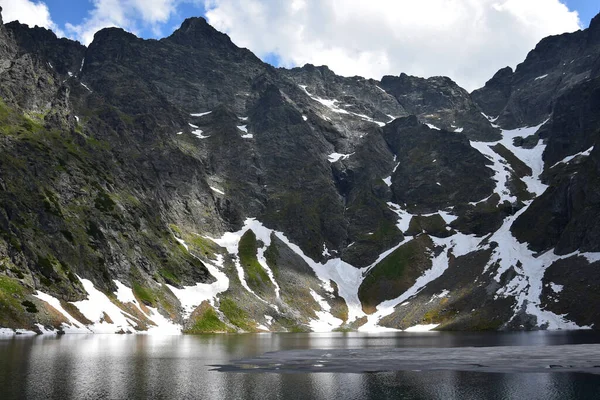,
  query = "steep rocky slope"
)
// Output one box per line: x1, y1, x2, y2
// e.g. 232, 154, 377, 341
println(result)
1, 7, 600, 334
